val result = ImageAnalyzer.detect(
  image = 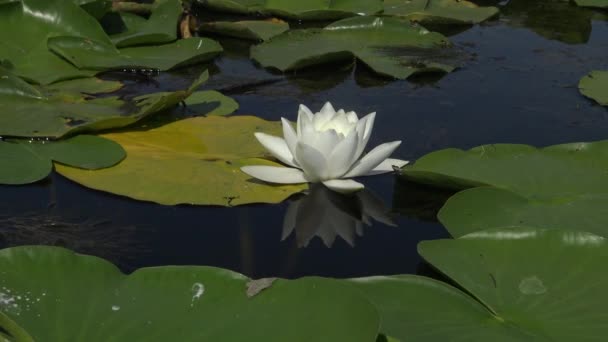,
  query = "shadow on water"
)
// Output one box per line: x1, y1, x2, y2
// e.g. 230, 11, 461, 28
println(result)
2, 0, 608, 278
